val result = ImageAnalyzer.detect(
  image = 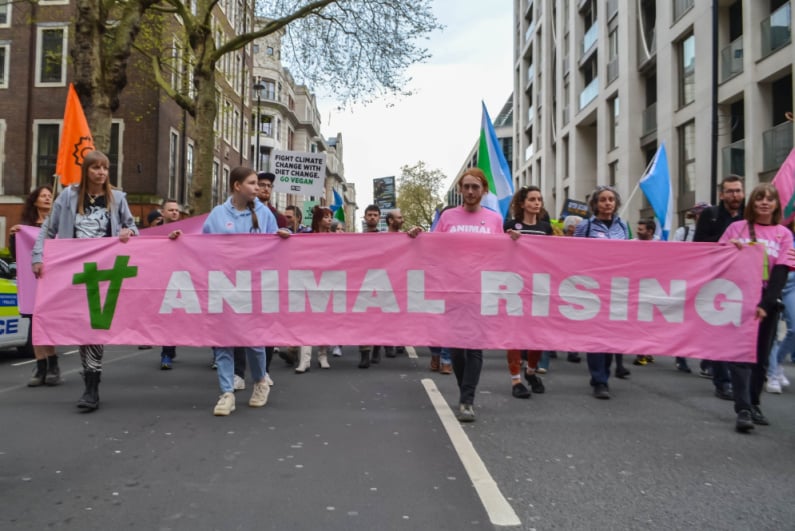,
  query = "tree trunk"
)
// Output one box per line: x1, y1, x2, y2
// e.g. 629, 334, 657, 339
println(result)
189, 36, 219, 214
